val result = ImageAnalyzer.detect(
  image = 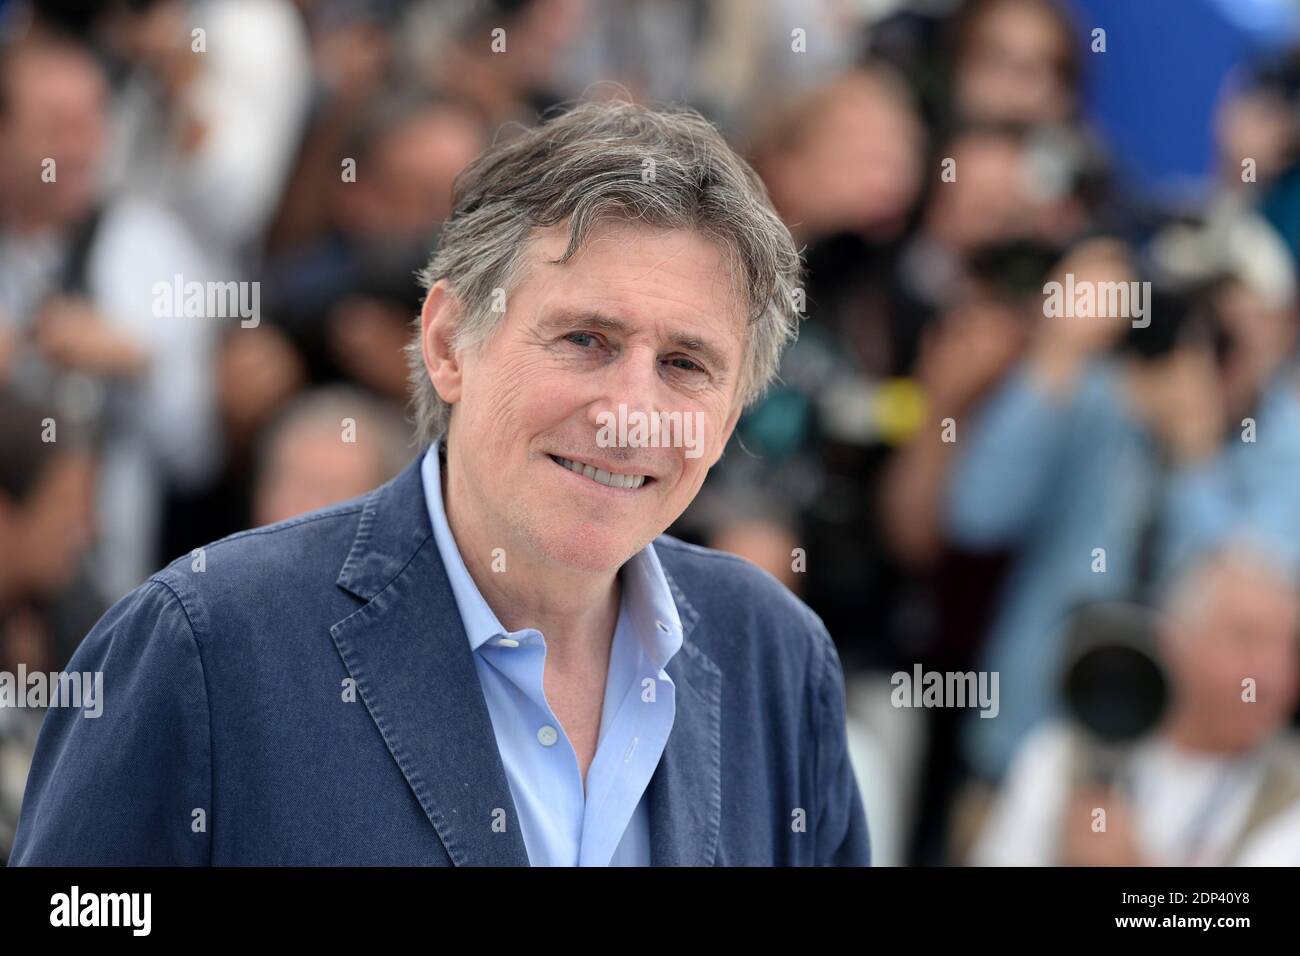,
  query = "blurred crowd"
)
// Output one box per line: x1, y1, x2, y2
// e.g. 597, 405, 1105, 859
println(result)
3, 0, 1300, 866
